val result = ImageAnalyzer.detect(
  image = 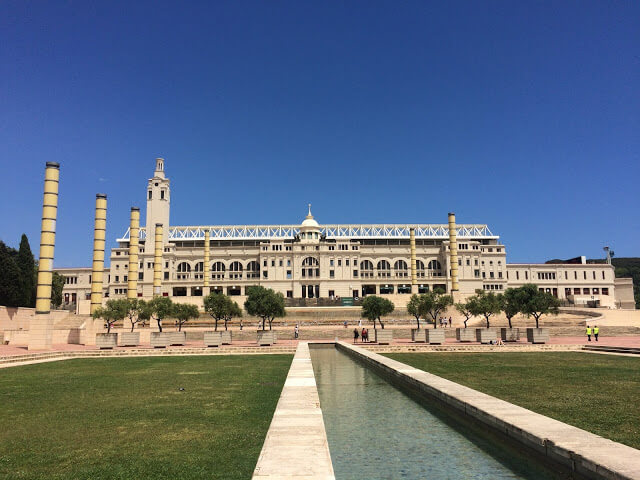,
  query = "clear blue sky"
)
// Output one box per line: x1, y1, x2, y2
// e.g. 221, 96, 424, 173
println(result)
1, 1, 638, 267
